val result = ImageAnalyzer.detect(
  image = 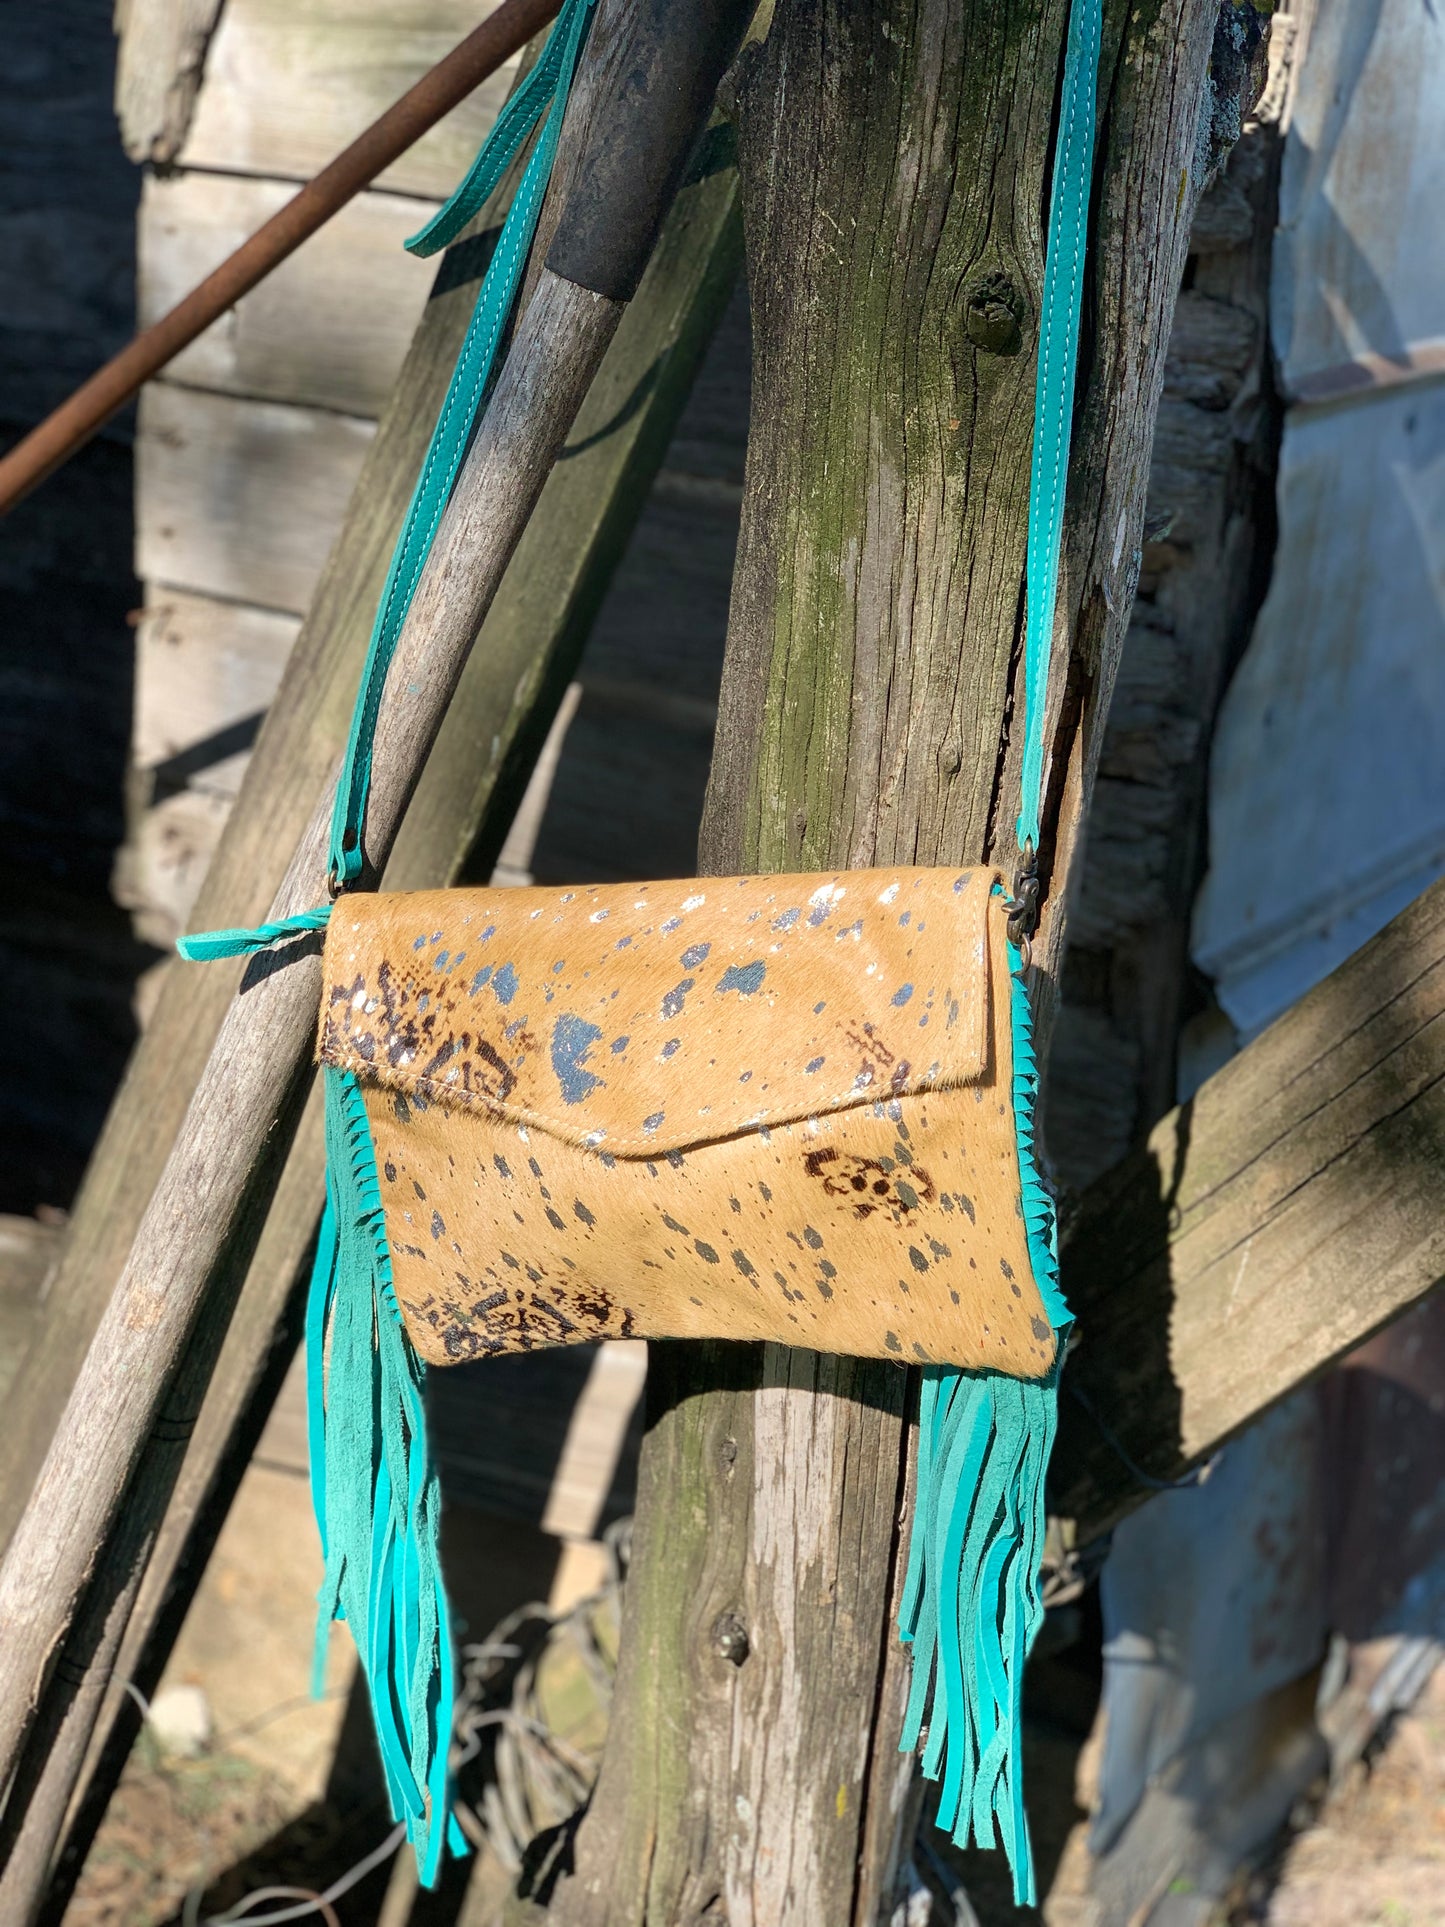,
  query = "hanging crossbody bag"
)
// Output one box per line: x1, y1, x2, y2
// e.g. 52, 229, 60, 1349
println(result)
181, 0, 1100, 1901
